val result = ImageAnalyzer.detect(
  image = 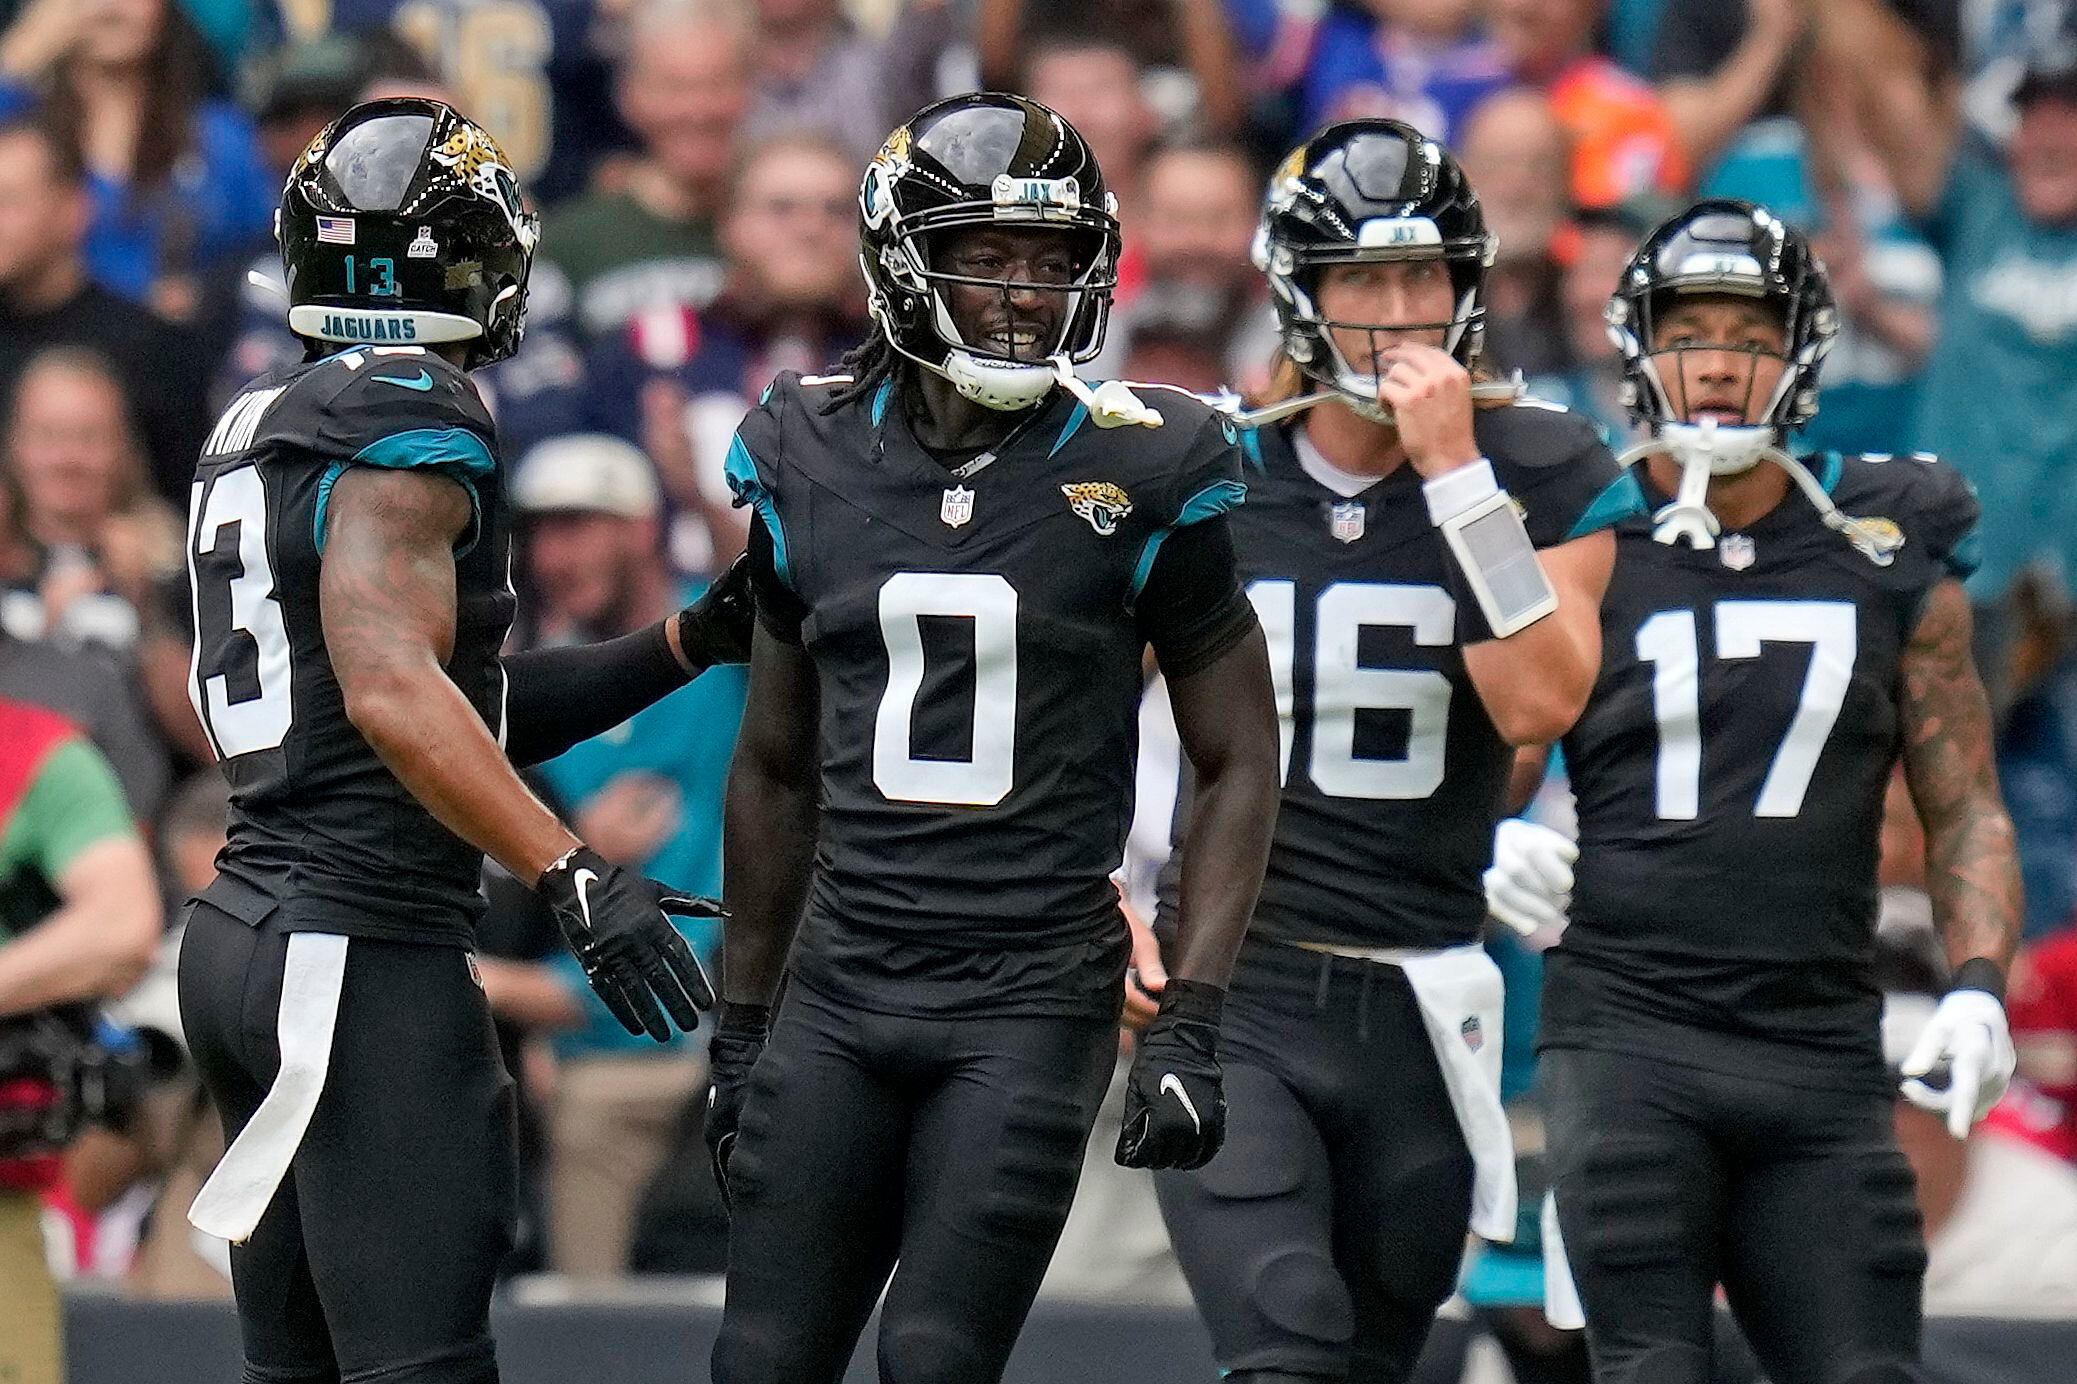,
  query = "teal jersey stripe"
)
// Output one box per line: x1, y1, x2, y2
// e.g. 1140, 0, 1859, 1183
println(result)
1049, 401, 1089, 457
315, 427, 495, 554
1563, 470, 1649, 541
724, 436, 793, 588
354, 426, 496, 479
1128, 479, 1248, 606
